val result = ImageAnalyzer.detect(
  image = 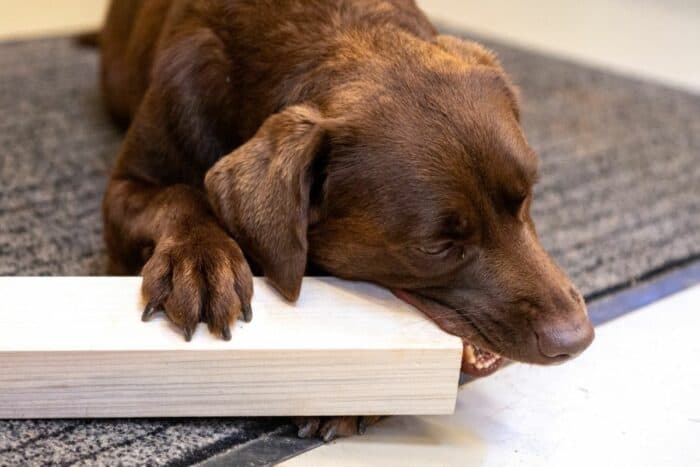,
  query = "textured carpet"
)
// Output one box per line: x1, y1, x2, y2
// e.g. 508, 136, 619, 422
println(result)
1, 30, 699, 466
